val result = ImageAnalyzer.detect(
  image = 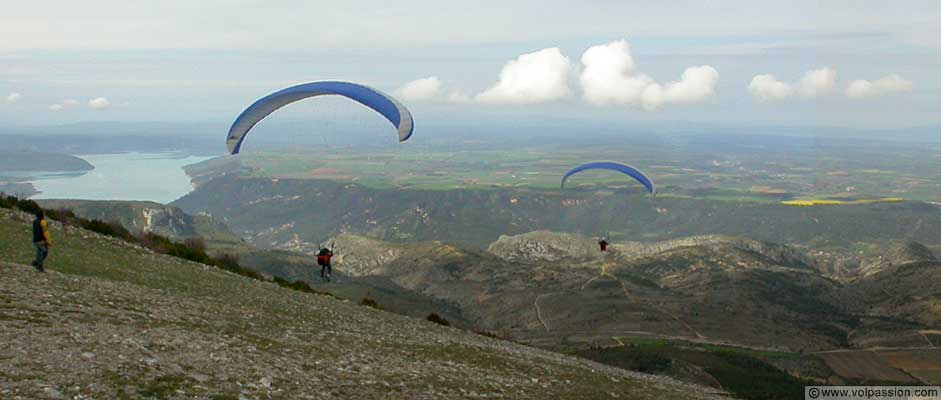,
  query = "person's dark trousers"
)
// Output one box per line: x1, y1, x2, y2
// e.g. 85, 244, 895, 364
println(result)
320, 264, 331, 277
33, 242, 48, 271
